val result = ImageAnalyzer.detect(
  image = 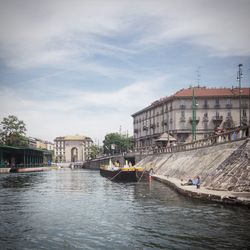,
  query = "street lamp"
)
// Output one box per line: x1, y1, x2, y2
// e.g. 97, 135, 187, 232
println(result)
192, 87, 198, 141
237, 64, 243, 127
